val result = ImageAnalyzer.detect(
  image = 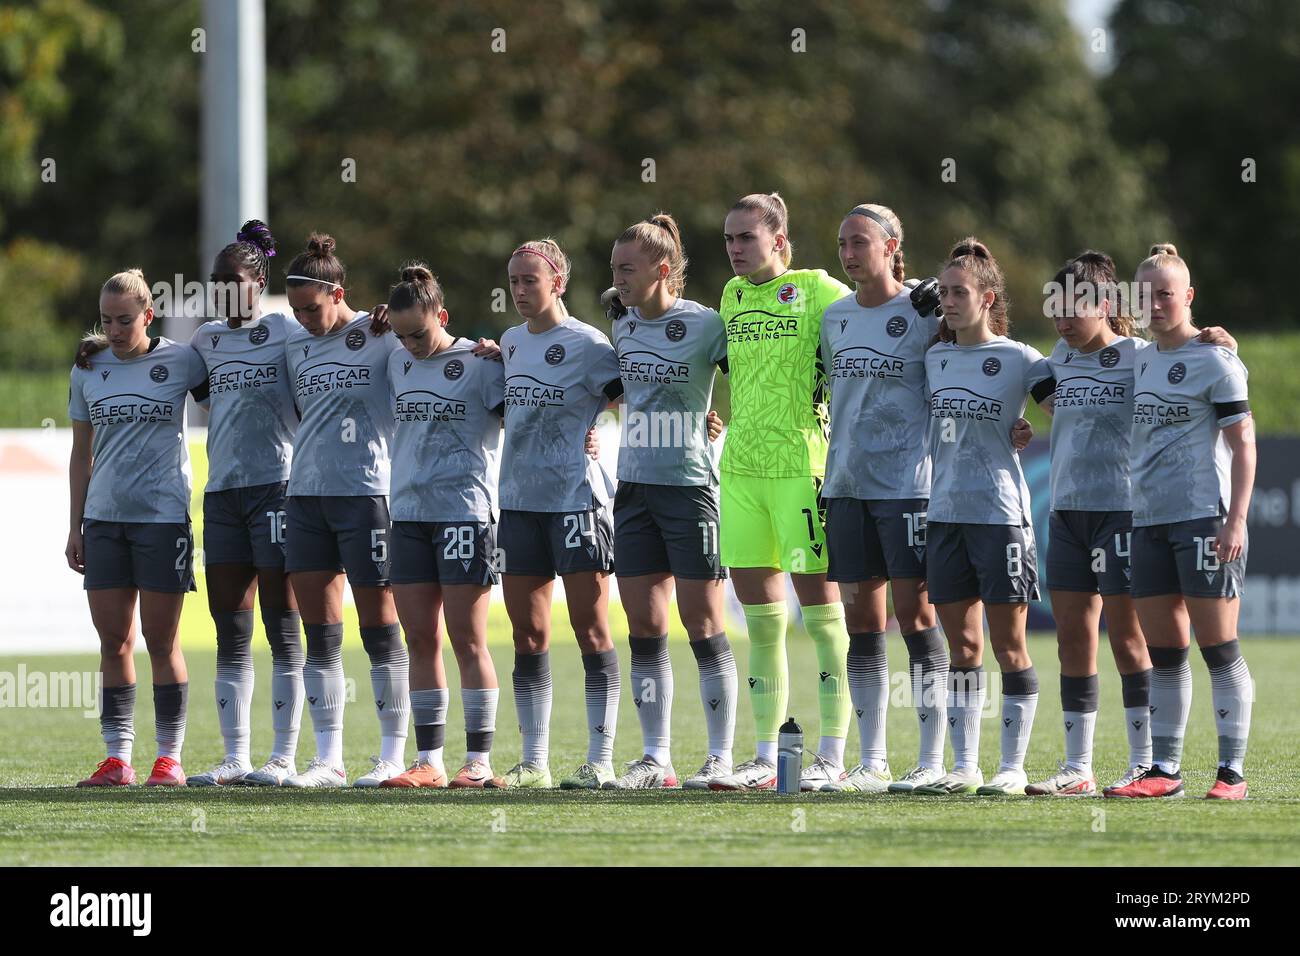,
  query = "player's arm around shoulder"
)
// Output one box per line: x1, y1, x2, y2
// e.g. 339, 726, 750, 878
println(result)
583, 325, 623, 403
1022, 340, 1057, 417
